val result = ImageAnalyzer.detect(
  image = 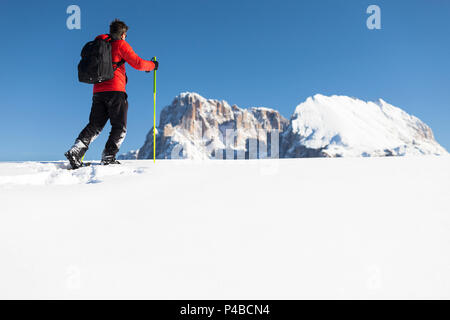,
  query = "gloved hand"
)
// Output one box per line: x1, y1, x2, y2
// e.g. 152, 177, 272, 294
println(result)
146, 60, 159, 73
152, 60, 159, 71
